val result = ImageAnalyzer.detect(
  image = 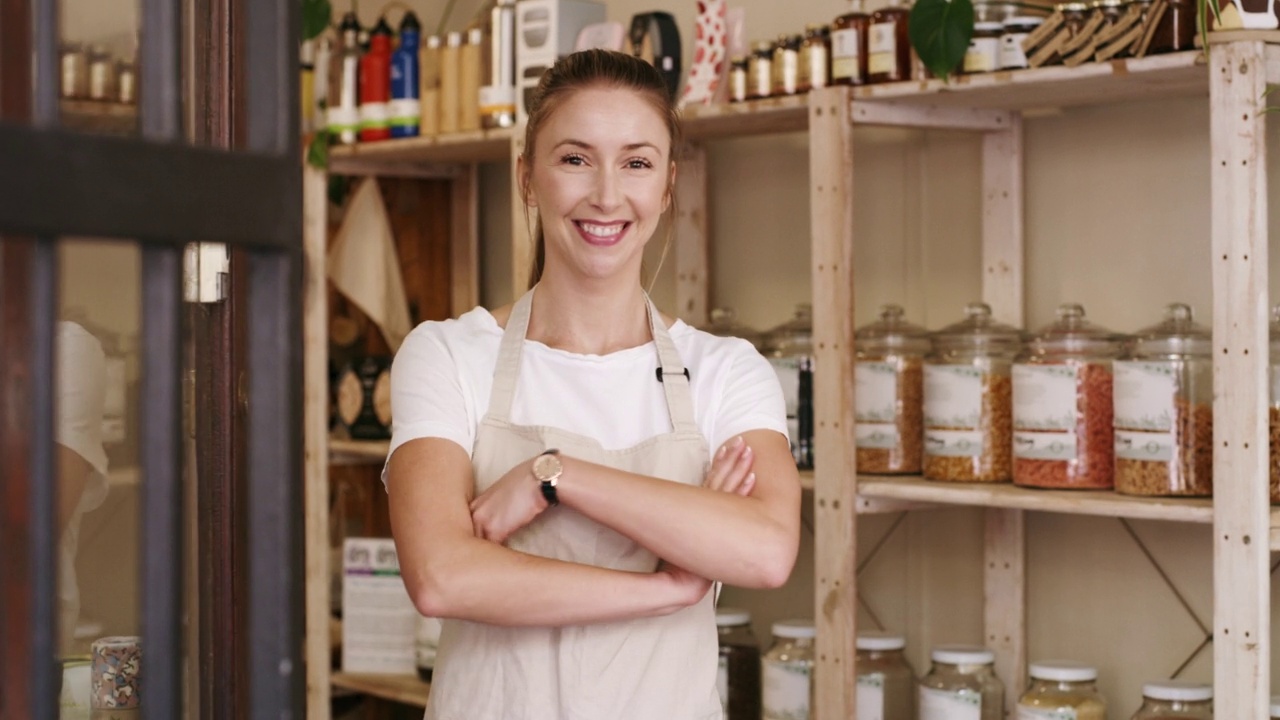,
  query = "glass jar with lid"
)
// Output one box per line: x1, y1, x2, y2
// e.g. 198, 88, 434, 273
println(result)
1130, 680, 1212, 719
1017, 661, 1105, 719
1000, 16, 1043, 69
963, 21, 1003, 73
762, 619, 815, 720
856, 632, 914, 720
747, 40, 774, 99
1113, 303, 1212, 496
918, 645, 1004, 720
868, 0, 912, 83
716, 608, 761, 720
831, 0, 871, 85
773, 34, 802, 96
765, 304, 815, 469
707, 307, 764, 352
923, 302, 1023, 483
855, 305, 930, 475
729, 56, 749, 103
1013, 303, 1124, 490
